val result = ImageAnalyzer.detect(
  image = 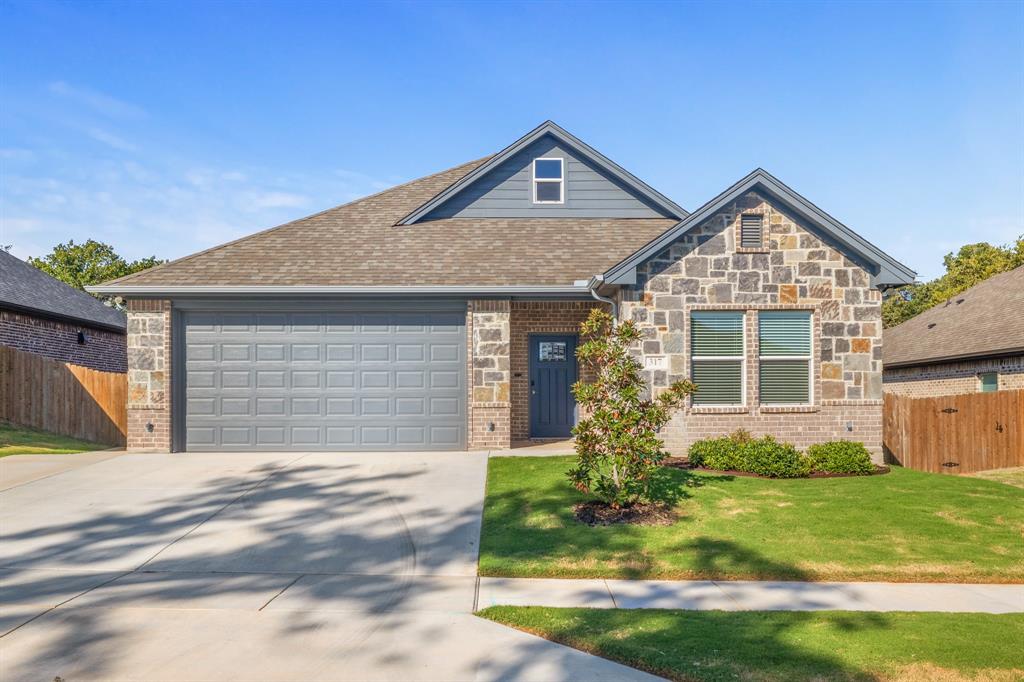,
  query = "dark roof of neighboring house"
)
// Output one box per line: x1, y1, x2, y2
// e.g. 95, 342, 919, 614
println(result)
883, 265, 1024, 368
91, 157, 677, 289
0, 250, 126, 332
